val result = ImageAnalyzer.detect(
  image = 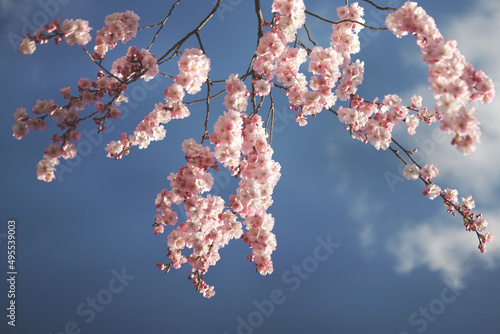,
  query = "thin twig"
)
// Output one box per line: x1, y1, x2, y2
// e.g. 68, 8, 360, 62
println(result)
254, 0, 264, 47
200, 78, 211, 144
303, 23, 317, 47
251, 0, 265, 116
392, 138, 421, 168
195, 32, 206, 55
157, 0, 221, 64
305, 10, 388, 30
145, 0, 182, 51
361, 0, 396, 11
158, 71, 176, 79
266, 91, 275, 143
184, 88, 226, 105
295, 38, 312, 53
82, 46, 123, 83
